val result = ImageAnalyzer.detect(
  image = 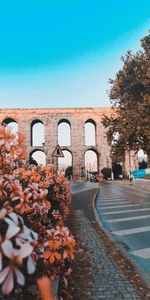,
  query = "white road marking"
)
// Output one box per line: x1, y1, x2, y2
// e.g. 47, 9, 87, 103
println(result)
100, 195, 114, 197
131, 248, 150, 259
99, 199, 126, 203
103, 208, 150, 215
106, 215, 150, 223
98, 201, 129, 206
100, 197, 125, 200
112, 226, 150, 236
100, 204, 140, 210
